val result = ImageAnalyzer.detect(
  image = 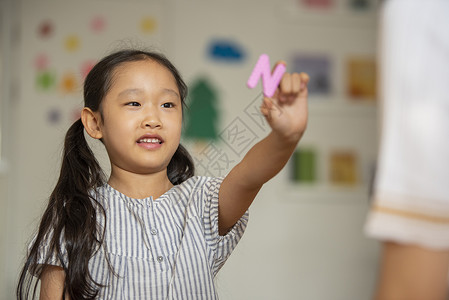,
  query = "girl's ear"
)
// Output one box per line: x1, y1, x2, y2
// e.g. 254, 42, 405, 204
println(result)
81, 108, 103, 139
